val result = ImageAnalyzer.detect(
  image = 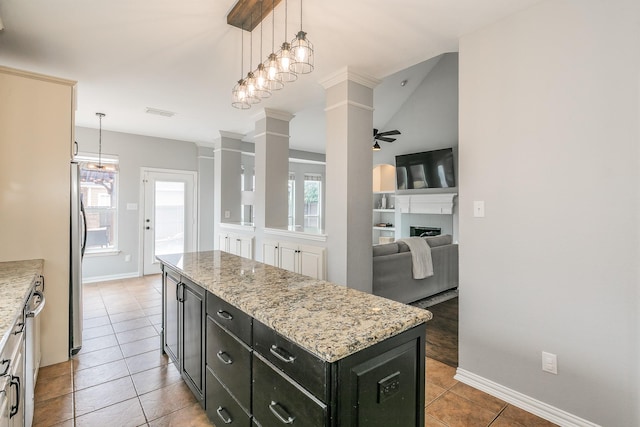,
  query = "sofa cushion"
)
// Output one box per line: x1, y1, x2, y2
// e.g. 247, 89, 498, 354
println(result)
373, 243, 399, 257
425, 234, 453, 248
